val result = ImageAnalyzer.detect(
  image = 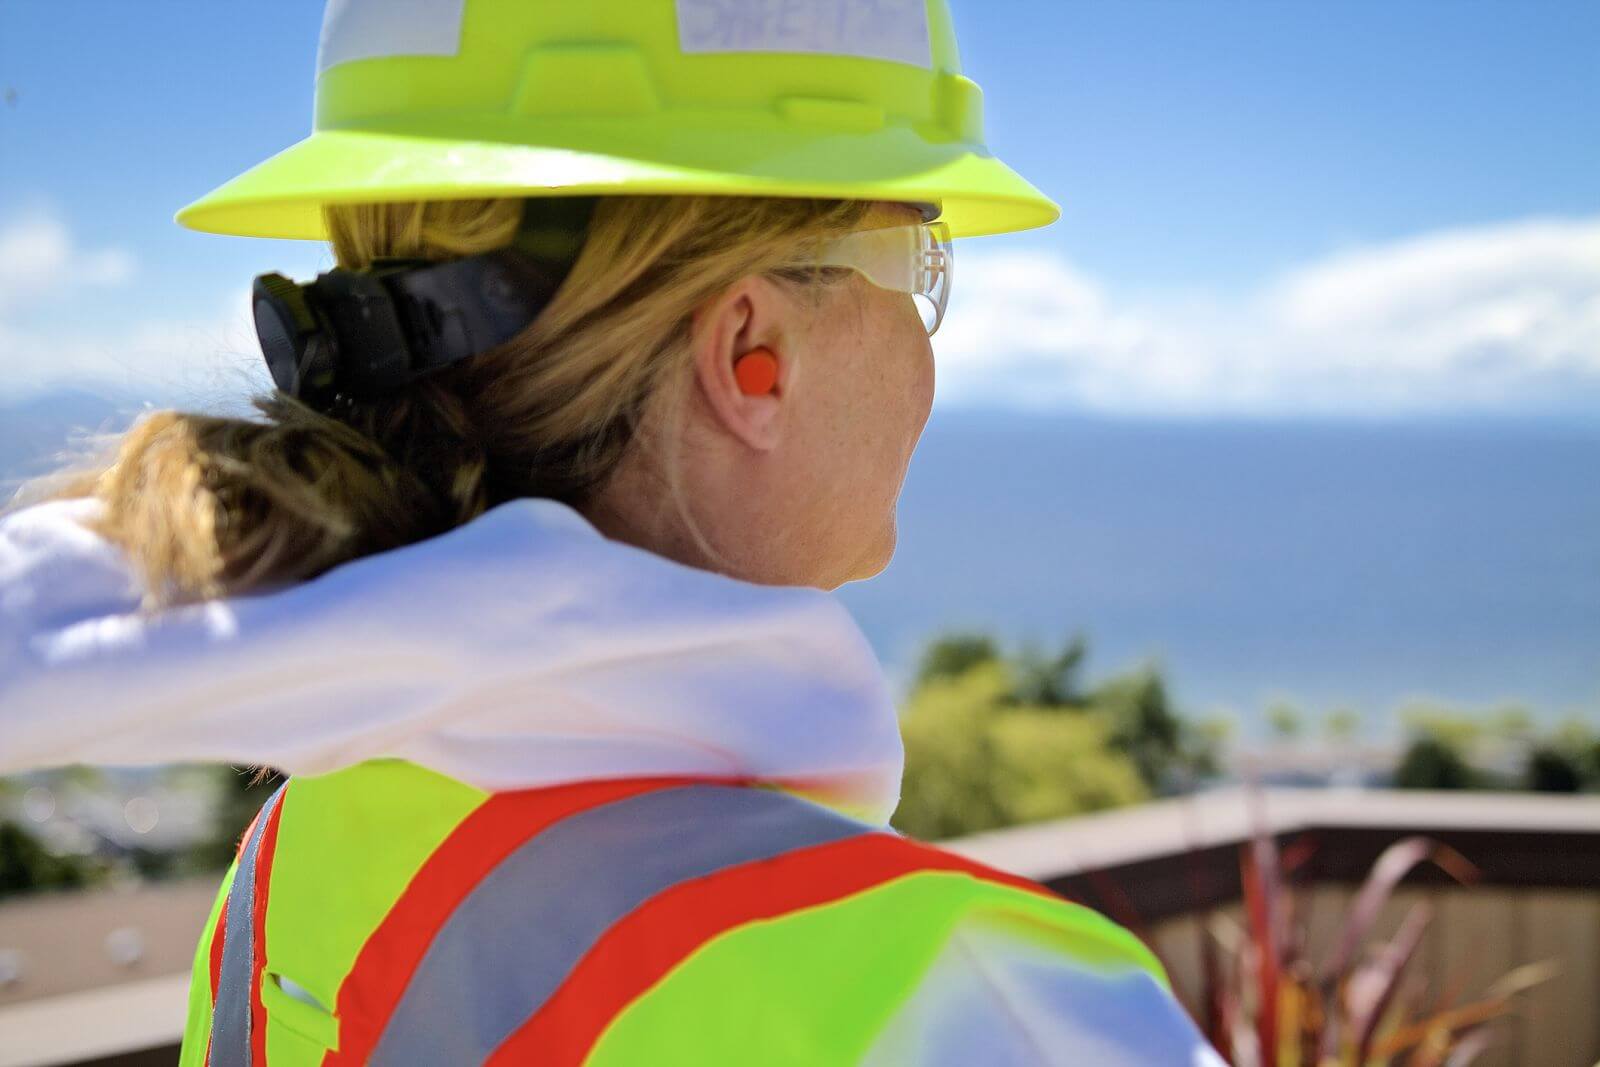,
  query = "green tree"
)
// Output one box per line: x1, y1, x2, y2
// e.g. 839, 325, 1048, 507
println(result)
1394, 736, 1476, 790
1089, 666, 1184, 790
988, 710, 1148, 824
1545, 719, 1600, 791
1524, 746, 1584, 793
1265, 701, 1304, 741
1010, 634, 1089, 708
1175, 715, 1233, 785
895, 663, 1011, 840
1323, 708, 1361, 743
894, 635, 1218, 838
1488, 705, 1536, 744
1398, 706, 1482, 752
894, 660, 1148, 840
912, 633, 1000, 690
0, 821, 96, 897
